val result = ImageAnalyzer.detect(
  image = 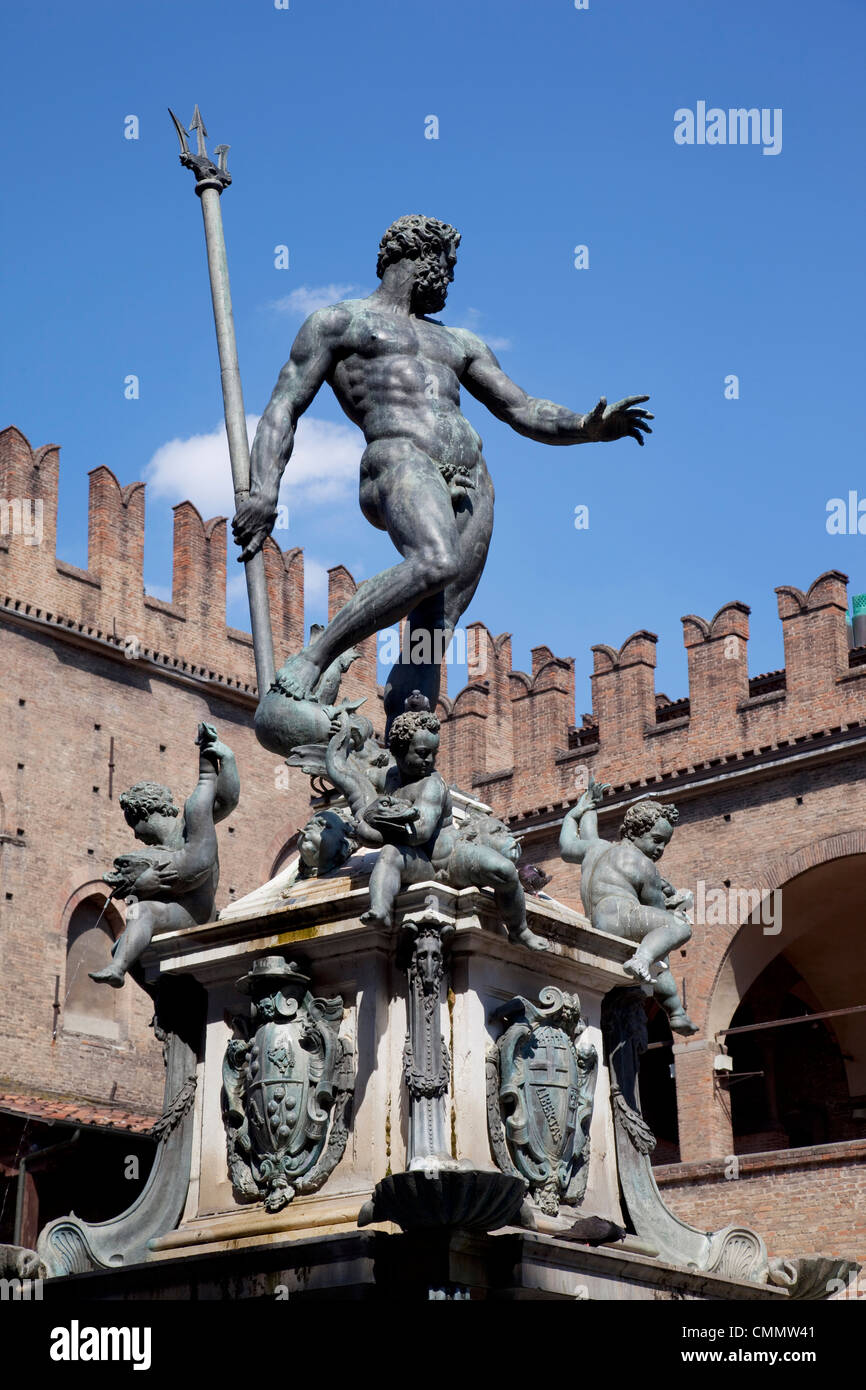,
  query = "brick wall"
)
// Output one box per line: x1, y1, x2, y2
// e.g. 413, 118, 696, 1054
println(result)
655, 1141, 866, 1269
